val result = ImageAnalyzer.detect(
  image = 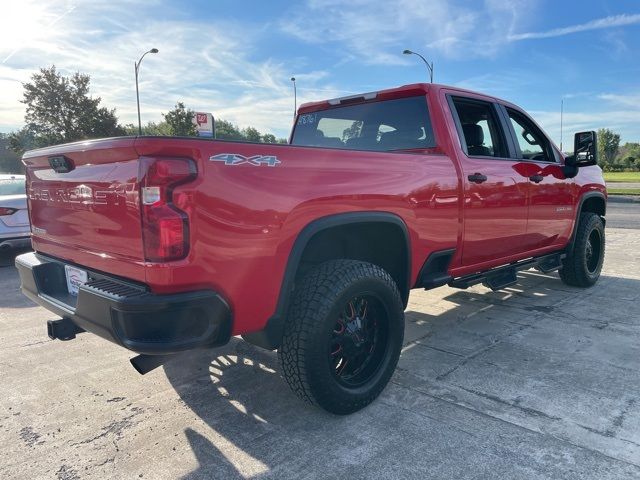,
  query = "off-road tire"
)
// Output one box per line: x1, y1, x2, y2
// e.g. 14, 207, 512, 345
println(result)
559, 212, 605, 287
278, 259, 404, 415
